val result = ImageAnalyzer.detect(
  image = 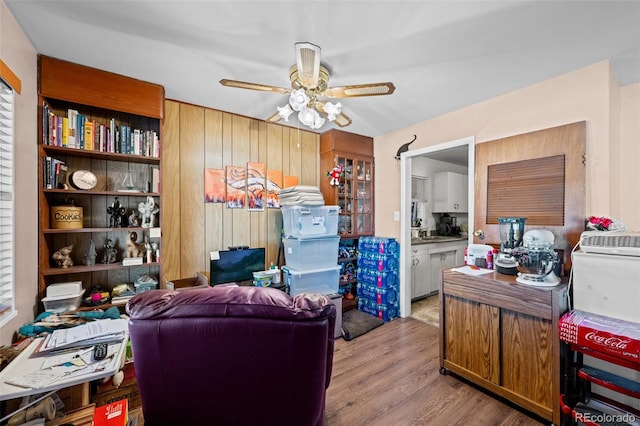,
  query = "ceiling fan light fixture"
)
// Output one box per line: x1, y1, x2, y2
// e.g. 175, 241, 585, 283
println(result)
277, 104, 294, 122
324, 101, 342, 121
289, 88, 309, 112
298, 106, 325, 129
